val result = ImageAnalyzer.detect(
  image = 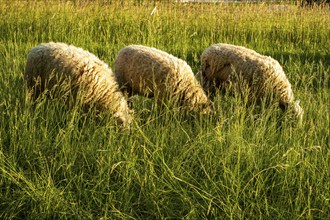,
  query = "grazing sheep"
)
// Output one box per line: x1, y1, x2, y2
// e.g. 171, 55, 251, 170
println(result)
197, 43, 303, 123
114, 45, 212, 113
24, 42, 132, 127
